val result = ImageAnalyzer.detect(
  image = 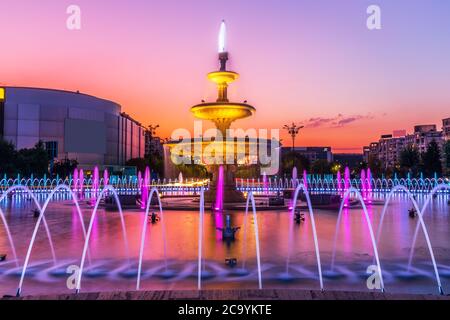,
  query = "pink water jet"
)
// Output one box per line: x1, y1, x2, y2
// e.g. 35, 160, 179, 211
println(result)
361, 169, 366, 201
262, 172, 268, 195
138, 171, 142, 190
141, 167, 150, 209
103, 169, 109, 187
344, 167, 350, 207
303, 170, 308, 191
79, 169, 84, 198
214, 165, 224, 212
337, 171, 342, 193
93, 166, 99, 198
367, 168, 373, 204
73, 168, 79, 191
